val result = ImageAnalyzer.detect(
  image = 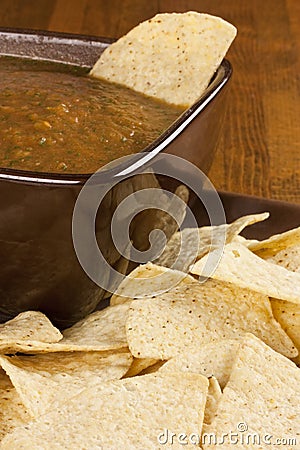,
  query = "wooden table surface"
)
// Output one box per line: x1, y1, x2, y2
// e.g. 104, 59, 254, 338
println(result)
1, 0, 299, 203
